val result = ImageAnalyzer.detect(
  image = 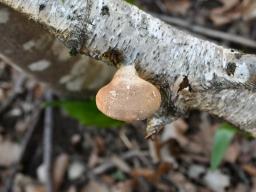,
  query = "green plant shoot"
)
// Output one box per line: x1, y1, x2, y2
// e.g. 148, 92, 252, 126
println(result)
210, 123, 237, 170
46, 100, 123, 128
